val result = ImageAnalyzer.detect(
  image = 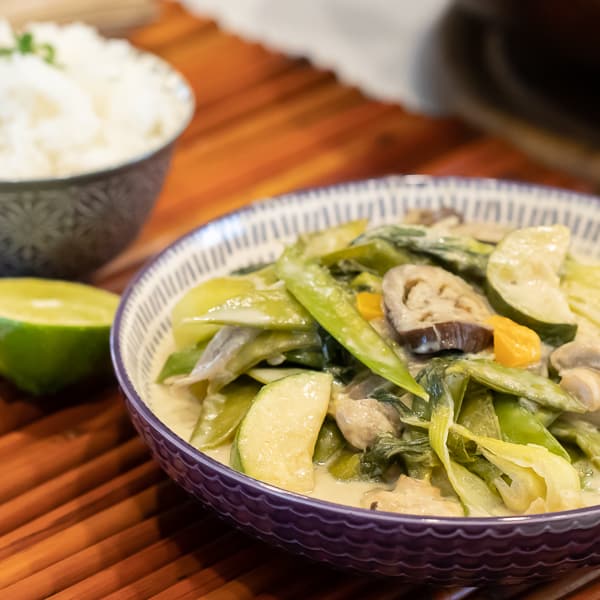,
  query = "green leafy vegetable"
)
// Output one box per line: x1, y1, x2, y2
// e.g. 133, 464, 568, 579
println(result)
360, 432, 433, 479
355, 224, 493, 280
